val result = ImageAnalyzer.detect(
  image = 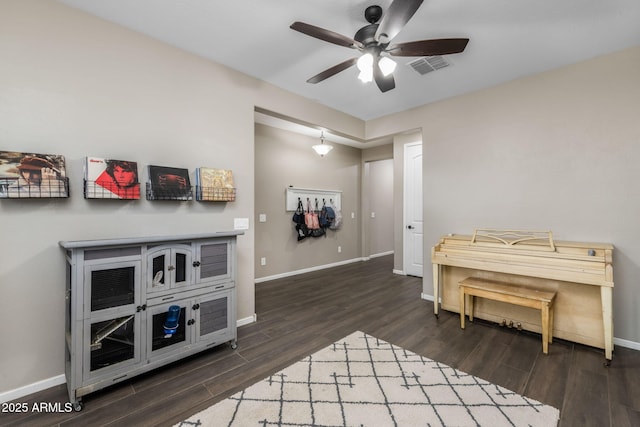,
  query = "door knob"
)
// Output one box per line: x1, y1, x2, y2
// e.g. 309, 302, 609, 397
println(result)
407, 225, 414, 229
